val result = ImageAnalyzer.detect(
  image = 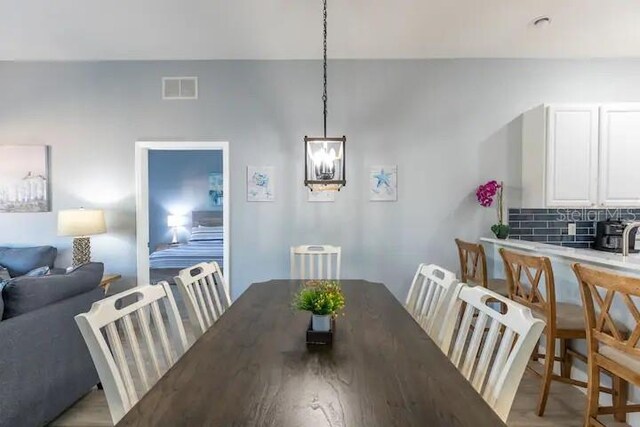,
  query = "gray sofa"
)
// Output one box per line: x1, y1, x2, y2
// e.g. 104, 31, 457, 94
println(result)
0, 247, 104, 427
